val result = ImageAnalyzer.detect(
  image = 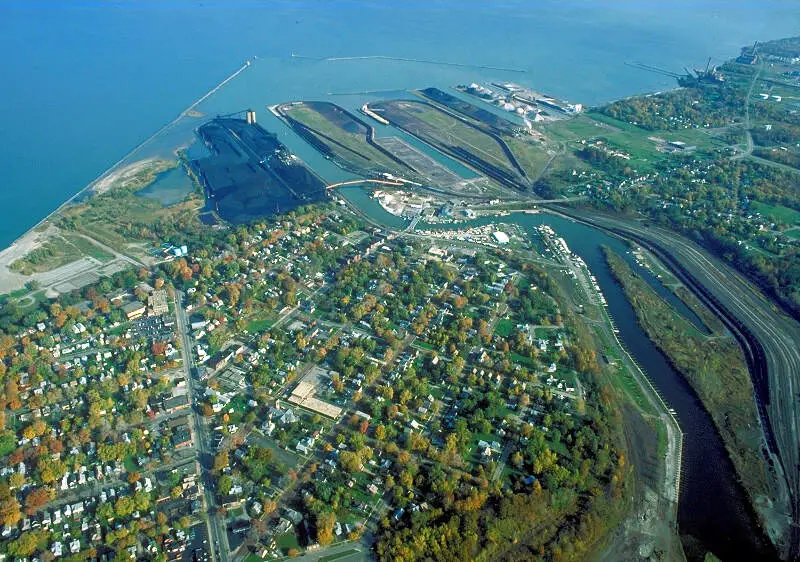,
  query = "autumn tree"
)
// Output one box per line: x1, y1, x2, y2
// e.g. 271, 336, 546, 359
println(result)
23, 488, 50, 515
315, 511, 336, 546
0, 496, 21, 526
213, 451, 229, 472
